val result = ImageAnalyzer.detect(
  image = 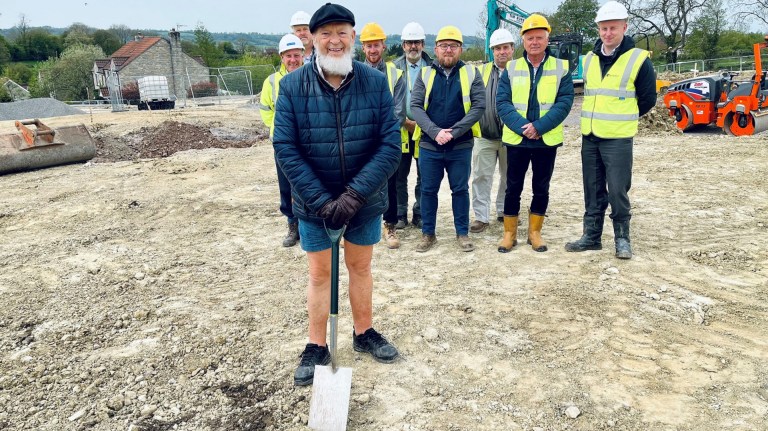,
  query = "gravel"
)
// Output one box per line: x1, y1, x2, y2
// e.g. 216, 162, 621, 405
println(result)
0, 98, 85, 121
